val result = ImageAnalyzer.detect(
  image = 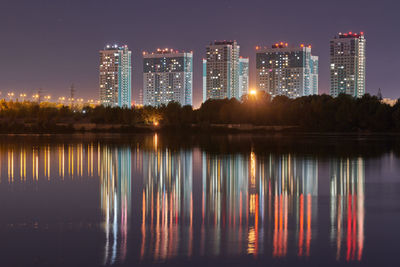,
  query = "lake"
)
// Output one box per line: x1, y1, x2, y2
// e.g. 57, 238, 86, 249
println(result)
0, 133, 399, 266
